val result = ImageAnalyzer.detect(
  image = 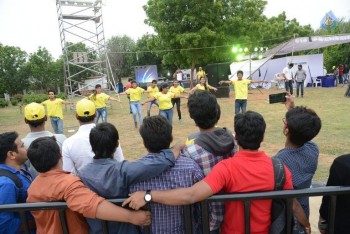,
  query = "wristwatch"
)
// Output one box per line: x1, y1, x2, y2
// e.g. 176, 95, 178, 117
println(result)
144, 190, 152, 203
